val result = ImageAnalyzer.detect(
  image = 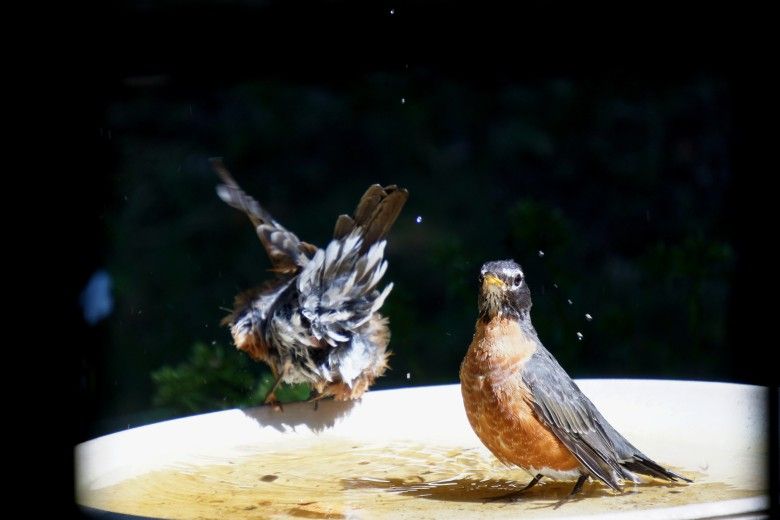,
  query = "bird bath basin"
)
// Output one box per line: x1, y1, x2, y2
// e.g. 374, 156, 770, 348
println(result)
76, 380, 768, 519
